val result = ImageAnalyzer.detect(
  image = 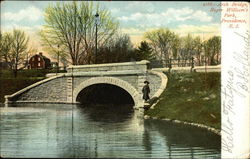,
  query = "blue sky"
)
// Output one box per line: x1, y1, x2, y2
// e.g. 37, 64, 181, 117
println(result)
1, 1, 221, 46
